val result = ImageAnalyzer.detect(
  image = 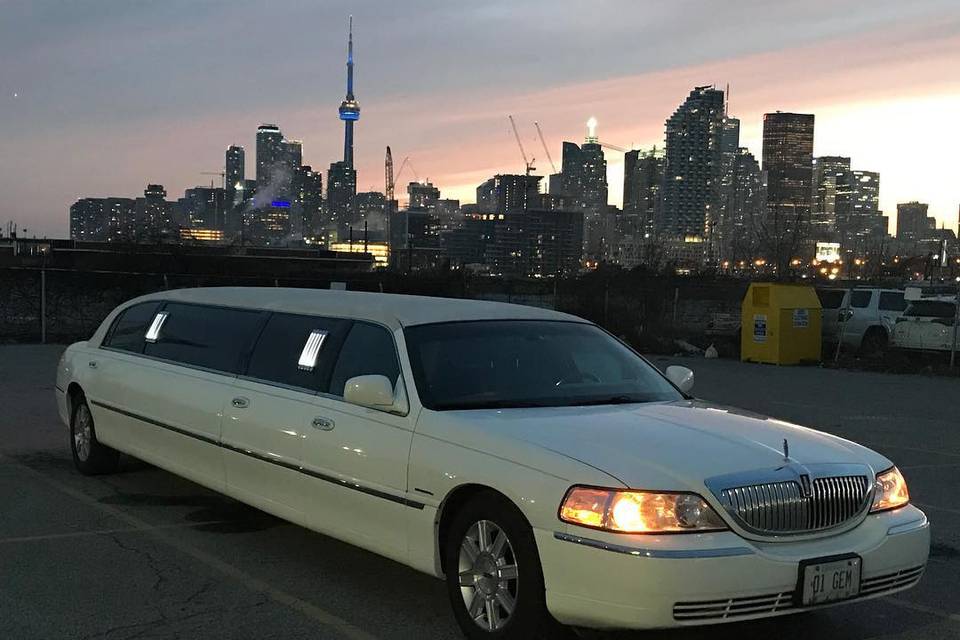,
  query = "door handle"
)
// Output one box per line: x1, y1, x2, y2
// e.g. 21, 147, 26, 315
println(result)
311, 416, 335, 431
231, 397, 250, 409
88, 361, 98, 369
